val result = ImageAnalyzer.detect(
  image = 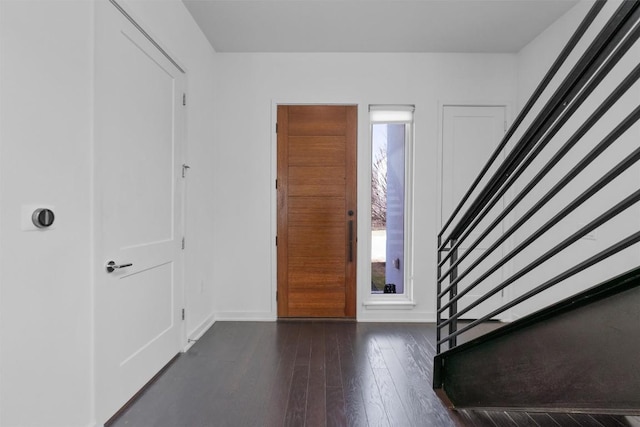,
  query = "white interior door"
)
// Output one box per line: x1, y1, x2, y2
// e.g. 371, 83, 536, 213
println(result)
441, 105, 506, 320
94, 1, 185, 422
